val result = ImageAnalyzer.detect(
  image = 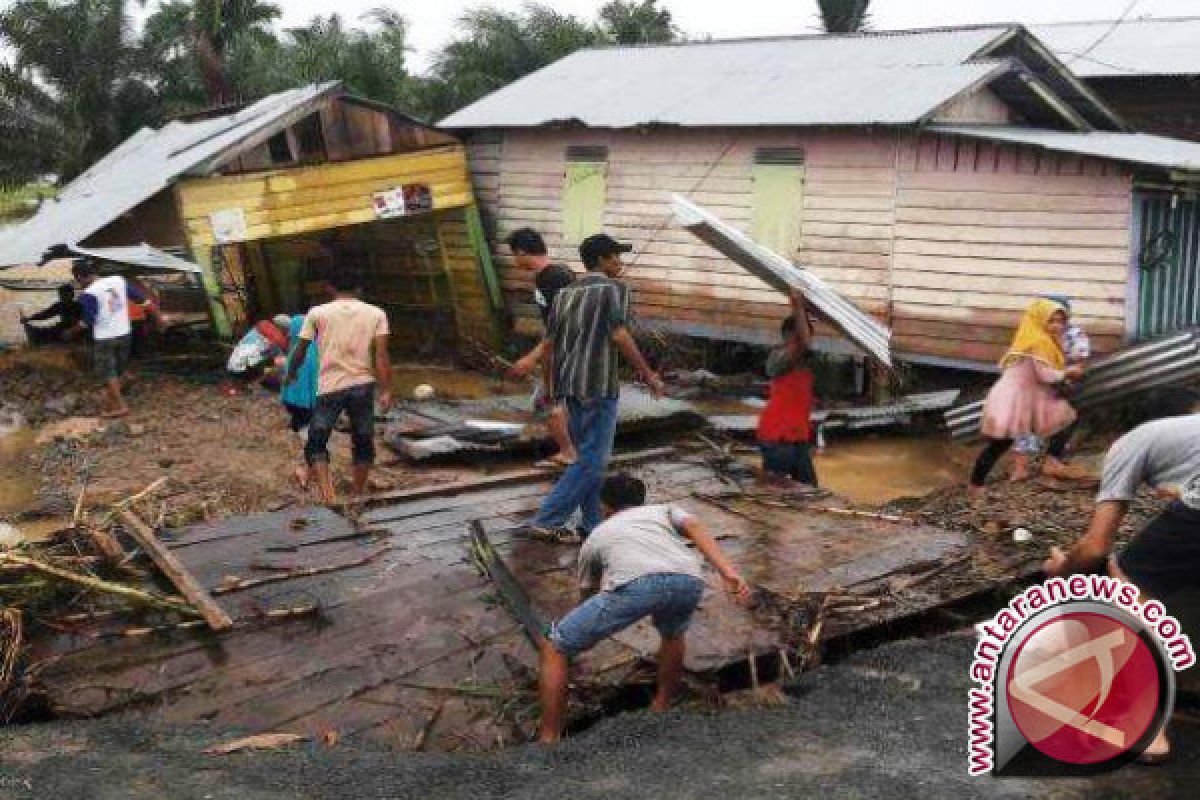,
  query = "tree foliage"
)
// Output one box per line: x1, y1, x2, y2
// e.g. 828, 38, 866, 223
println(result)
817, 0, 871, 33
0, 0, 158, 186
0, 0, 681, 184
